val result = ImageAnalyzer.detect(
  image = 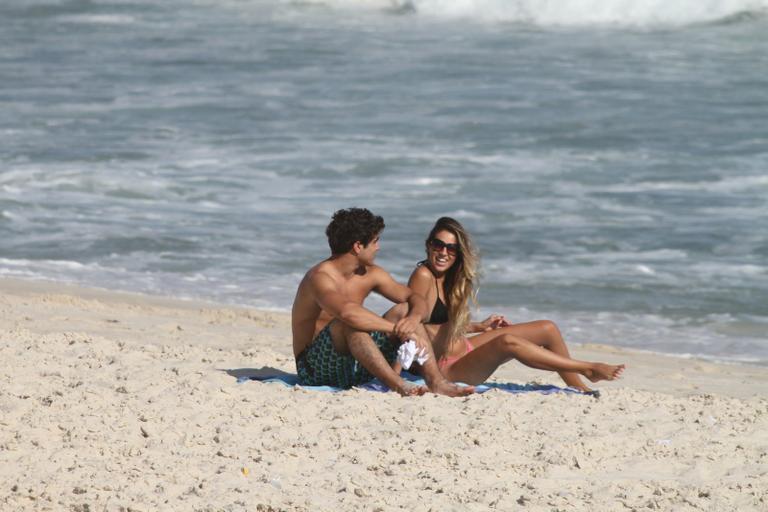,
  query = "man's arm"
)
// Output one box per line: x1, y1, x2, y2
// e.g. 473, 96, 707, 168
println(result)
373, 267, 428, 340
311, 271, 395, 334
